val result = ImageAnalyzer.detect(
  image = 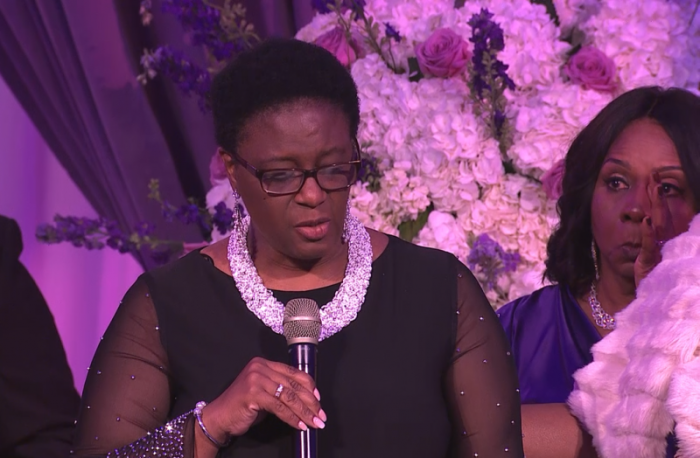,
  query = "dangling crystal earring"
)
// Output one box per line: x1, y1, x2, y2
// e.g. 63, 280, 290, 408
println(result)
342, 200, 352, 243
231, 189, 244, 233
591, 240, 600, 281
